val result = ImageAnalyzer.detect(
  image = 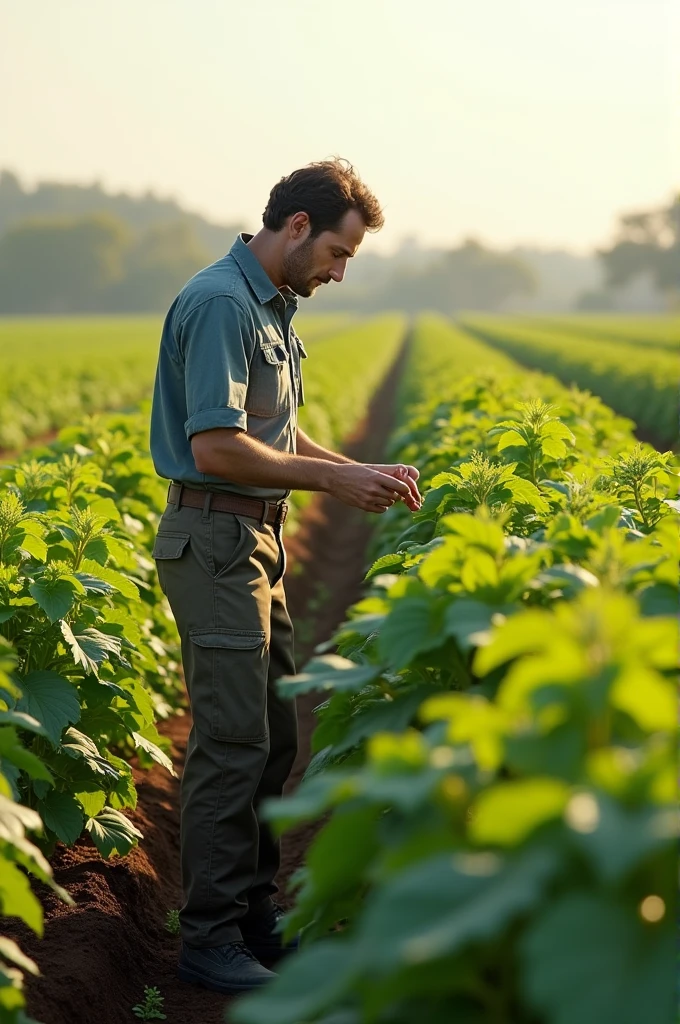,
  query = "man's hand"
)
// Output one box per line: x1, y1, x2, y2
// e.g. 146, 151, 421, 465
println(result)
366, 463, 422, 511
325, 463, 414, 514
